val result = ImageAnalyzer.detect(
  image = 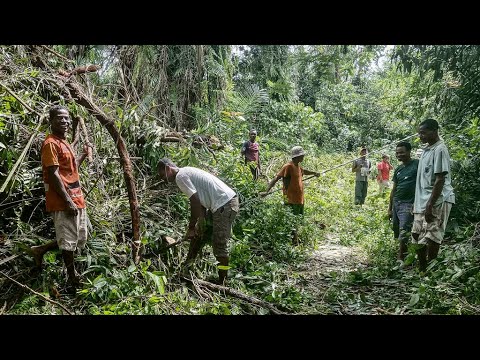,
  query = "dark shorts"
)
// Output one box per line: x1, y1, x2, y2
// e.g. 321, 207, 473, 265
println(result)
286, 203, 304, 216
247, 161, 260, 180
392, 201, 413, 244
